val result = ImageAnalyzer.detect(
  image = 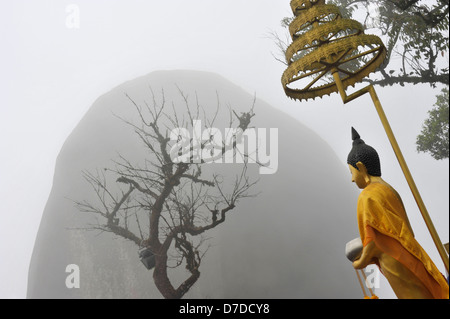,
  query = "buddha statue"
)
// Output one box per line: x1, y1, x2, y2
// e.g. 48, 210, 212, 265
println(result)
347, 127, 449, 299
